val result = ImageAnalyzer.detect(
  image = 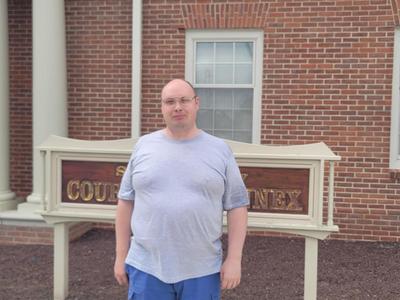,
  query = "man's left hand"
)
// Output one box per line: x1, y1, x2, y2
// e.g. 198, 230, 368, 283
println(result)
220, 257, 242, 289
